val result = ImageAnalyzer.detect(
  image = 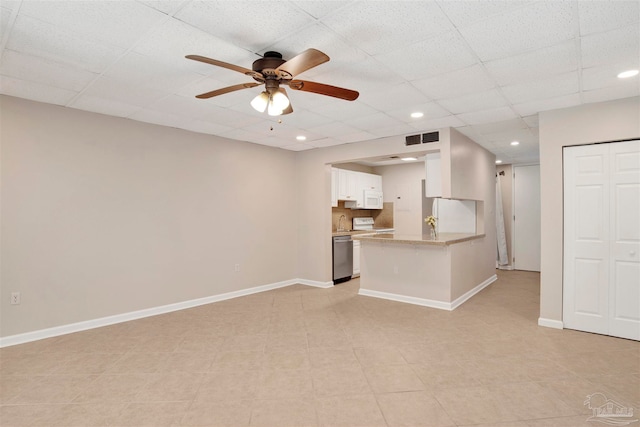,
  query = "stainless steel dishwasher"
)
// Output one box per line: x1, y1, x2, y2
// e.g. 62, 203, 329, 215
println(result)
332, 235, 353, 284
